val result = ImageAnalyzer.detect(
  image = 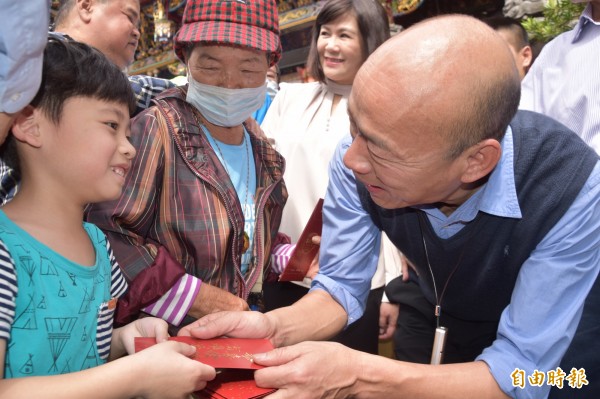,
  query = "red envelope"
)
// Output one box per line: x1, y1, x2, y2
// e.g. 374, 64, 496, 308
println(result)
135, 337, 277, 398
134, 336, 274, 369
278, 198, 324, 282
193, 369, 276, 399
